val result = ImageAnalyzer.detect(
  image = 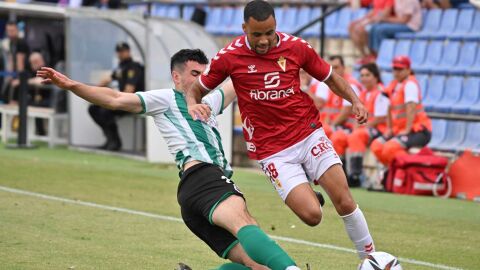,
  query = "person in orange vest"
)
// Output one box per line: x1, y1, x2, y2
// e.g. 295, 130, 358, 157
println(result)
311, 56, 364, 167
346, 63, 390, 187
370, 56, 432, 166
